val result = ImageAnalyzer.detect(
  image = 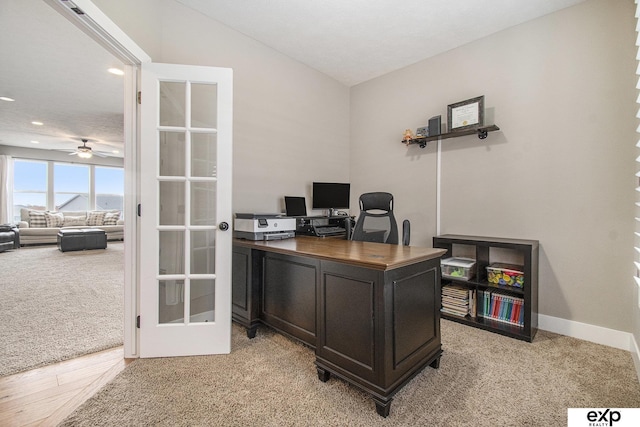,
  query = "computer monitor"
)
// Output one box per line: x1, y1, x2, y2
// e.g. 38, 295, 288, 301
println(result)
312, 182, 350, 211
284, 196, 307, 216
